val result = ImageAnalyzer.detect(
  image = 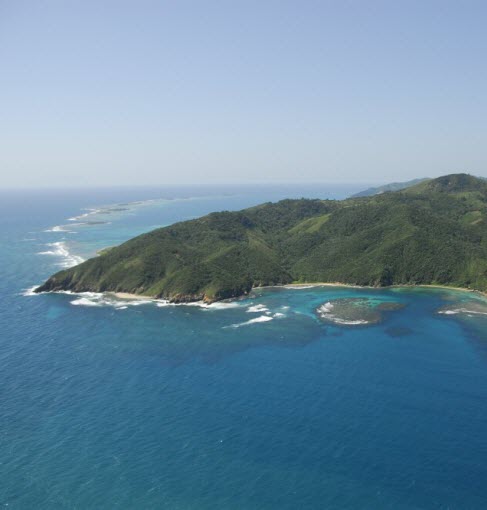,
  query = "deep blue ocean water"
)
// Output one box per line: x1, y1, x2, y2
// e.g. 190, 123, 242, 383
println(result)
1, 185, 487, 509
